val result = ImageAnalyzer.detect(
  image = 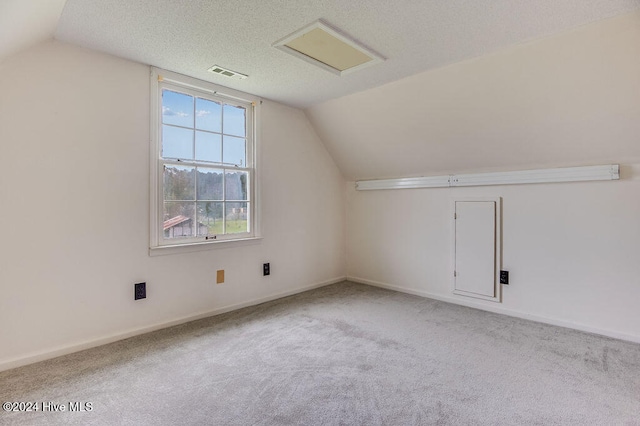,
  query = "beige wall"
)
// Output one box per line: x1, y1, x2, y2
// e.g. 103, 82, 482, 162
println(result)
331, 11, 640, 341
2, 10, 639, 370
0, 0, 66, 60
346, 169, 640, 341
0, 41, 346, 370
